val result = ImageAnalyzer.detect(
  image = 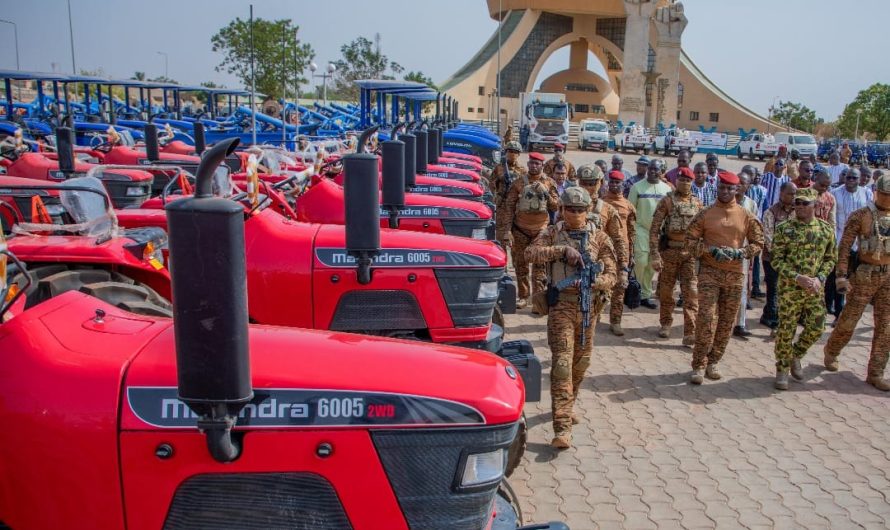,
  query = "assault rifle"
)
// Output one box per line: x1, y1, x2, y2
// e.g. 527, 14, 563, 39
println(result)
549, 231, 604, 345
501, 154, 513, 201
